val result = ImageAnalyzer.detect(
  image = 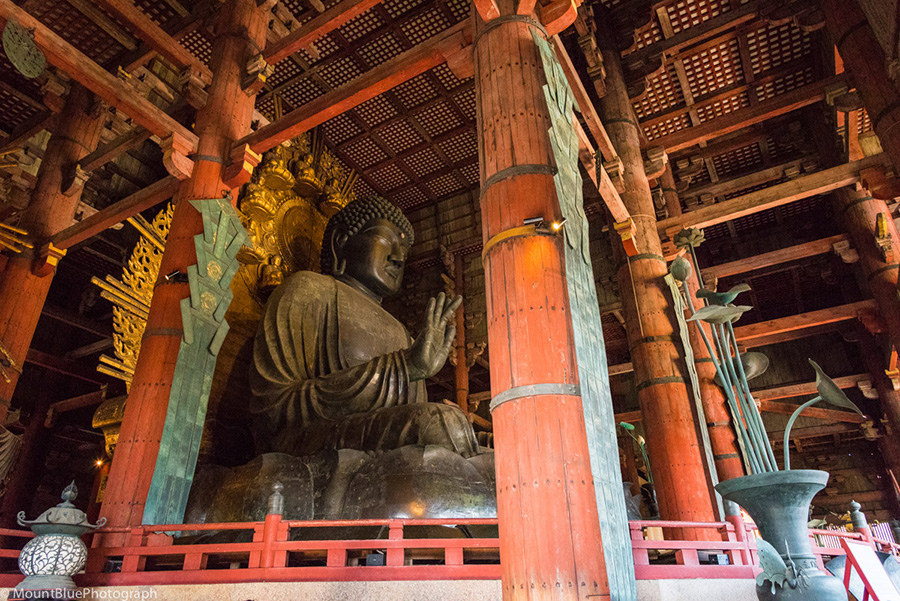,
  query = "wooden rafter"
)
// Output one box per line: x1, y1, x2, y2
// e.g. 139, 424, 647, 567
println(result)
657, 153, 889, 233
702, 234, 849, 280
732, 300, 877, 348
751, 373, 868, 401
264, 0, 386, 65
51, 176, 180, 249
94, 0, 212, 82
237, 19, 473, 155
652, 76, 846, 153
0, 0, 198, 152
